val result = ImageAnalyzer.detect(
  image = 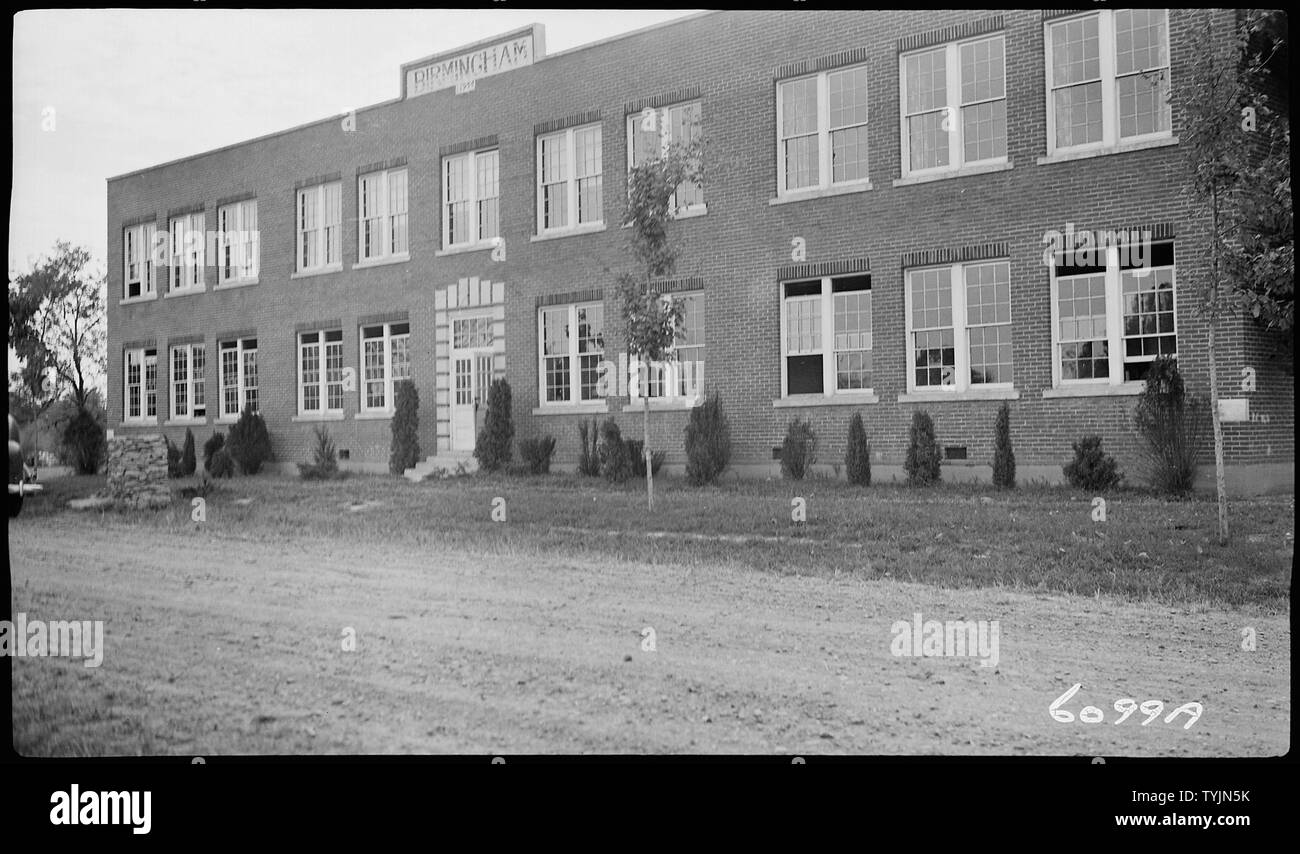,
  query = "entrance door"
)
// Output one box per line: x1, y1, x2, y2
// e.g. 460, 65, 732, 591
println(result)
451, 351, 494, 451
